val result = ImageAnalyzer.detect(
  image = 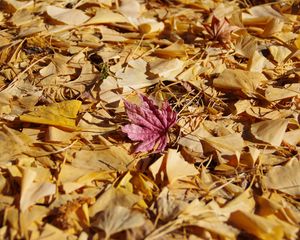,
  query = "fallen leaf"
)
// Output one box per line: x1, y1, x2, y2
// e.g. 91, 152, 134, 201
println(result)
204, 15, 239, 43
116, 59, 156, 92
85, 8, 128, 25
265, 84, 300, 102
264, 158, 300, 197
89, 187, 144, 218
269, 46, 291, 63
149, 58, 185, 79
283, 129, 300, 146
20, 168, 56, 212
149, 149, 198, 183
251, 119, 289, 146
204, 133, 244, 155
0, 126, 32, 165
229, 210, 284, 240
20, 100, 82, 128
122, 94, 177, 153
46, 6, 90, 26
94, 205, 146, 239
213, 69, 267, 95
